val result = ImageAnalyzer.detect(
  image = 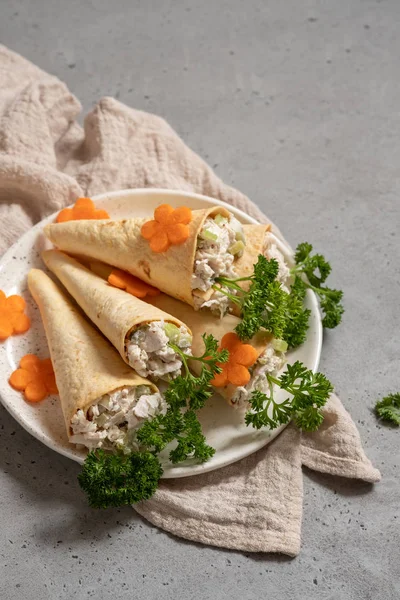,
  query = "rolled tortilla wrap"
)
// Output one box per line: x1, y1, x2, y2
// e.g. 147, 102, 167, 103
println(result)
41, 250, 192, 381
28, 269, 164, 452
44, 206, 245, 310
146, 293, 285, 406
